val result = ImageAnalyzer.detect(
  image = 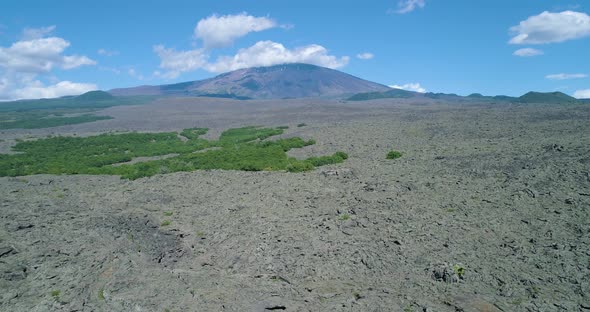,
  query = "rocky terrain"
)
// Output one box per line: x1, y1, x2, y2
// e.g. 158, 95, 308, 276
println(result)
1, 98, 589, 311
